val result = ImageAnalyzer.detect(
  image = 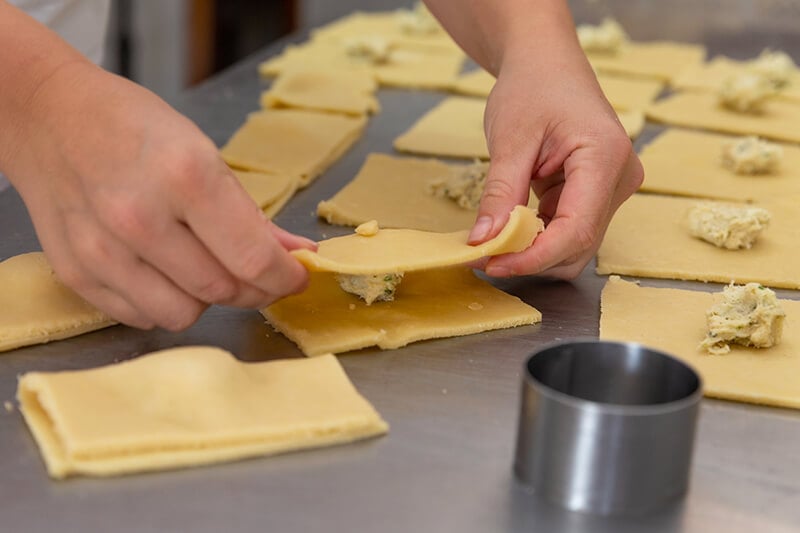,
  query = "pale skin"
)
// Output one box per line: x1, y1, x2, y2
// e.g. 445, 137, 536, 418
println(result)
0, 0, 641, 330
